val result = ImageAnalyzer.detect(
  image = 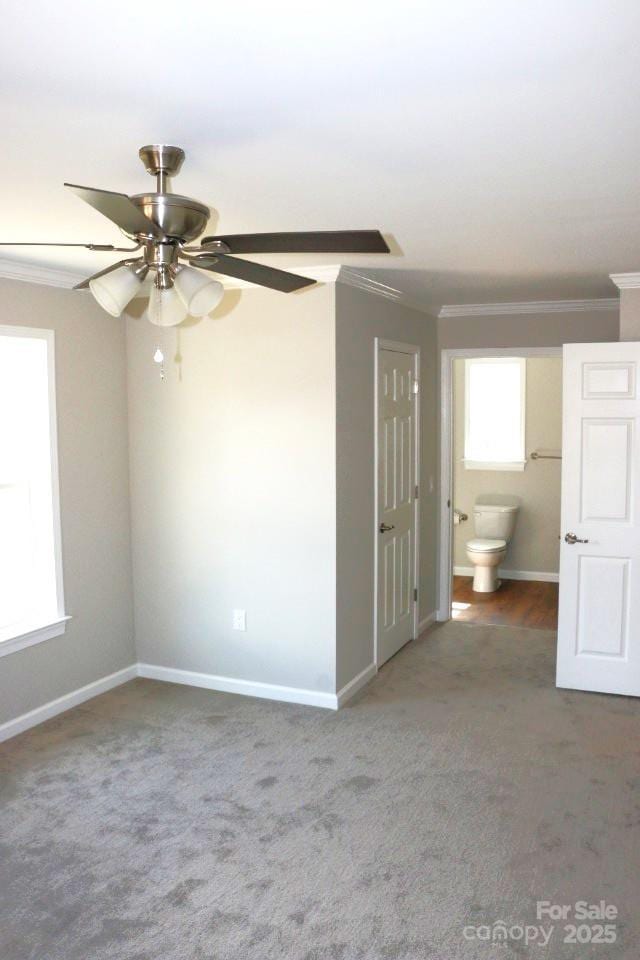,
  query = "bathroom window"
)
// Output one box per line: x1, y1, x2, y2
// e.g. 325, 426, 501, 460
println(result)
464, 357, 526, 470
0, 326, 68, 656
